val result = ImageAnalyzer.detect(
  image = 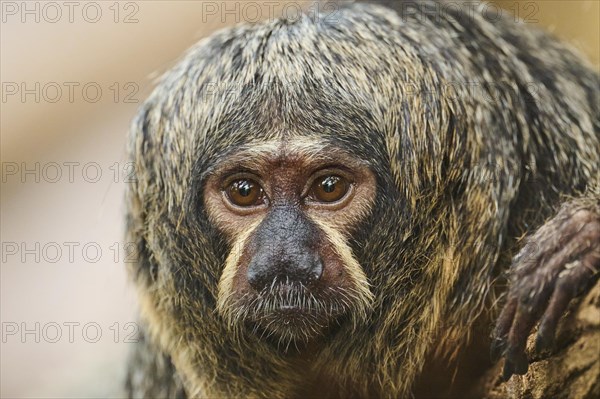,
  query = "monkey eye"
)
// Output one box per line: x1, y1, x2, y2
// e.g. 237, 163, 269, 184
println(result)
309, 175, 350, 203
226, 179, 265, 207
